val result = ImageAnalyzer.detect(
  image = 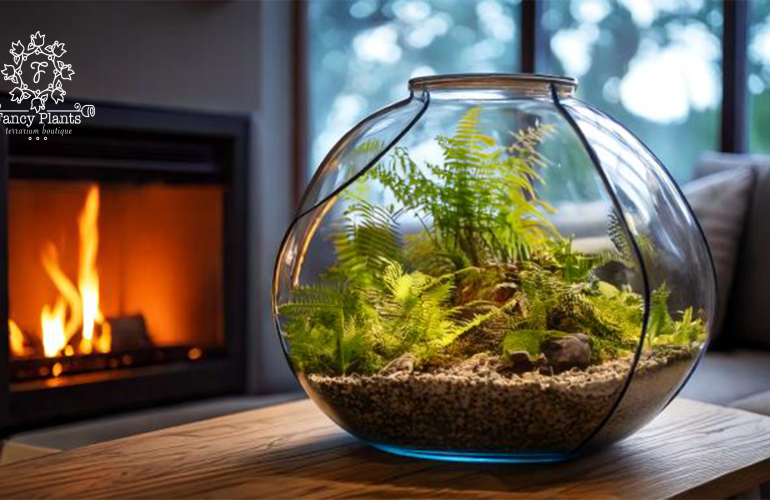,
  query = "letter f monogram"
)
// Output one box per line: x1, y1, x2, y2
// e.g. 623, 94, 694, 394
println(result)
31, 61, 48, 84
